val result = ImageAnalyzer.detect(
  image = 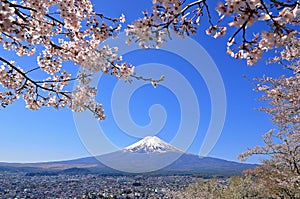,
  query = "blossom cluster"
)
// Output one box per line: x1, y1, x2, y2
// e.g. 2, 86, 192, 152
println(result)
126, 0, 198, 48
0, 0, 132, 119
238, 66, 300, 197
1, 0, 299, 123
127, 0, 299, 68
214, 0, 300, 66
